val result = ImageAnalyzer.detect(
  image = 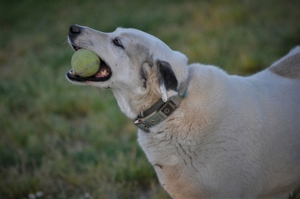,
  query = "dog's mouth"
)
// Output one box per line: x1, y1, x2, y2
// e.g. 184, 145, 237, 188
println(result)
66, 46, 112, 82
